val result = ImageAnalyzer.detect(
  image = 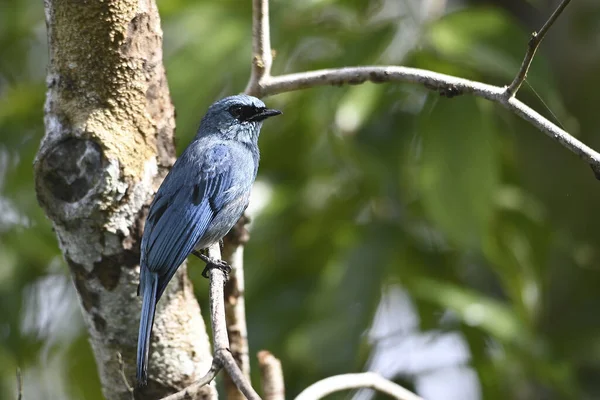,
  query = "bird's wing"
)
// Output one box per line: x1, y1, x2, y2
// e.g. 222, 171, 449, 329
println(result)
141, 142, 234, 300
